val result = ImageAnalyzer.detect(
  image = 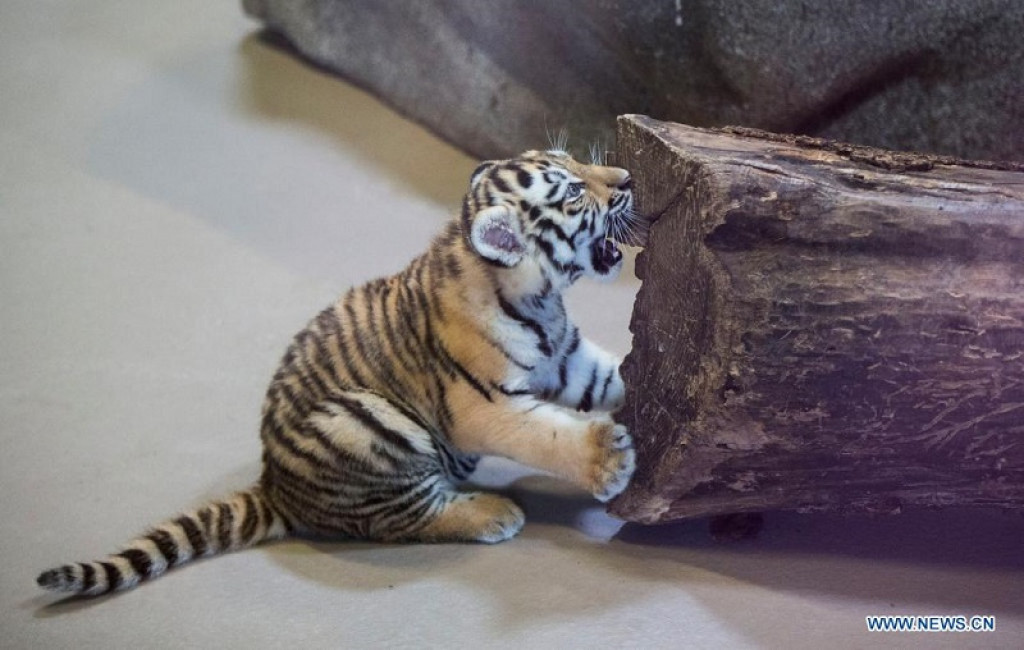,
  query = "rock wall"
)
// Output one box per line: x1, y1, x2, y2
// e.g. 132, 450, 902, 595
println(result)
243, 0, 1024, 162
